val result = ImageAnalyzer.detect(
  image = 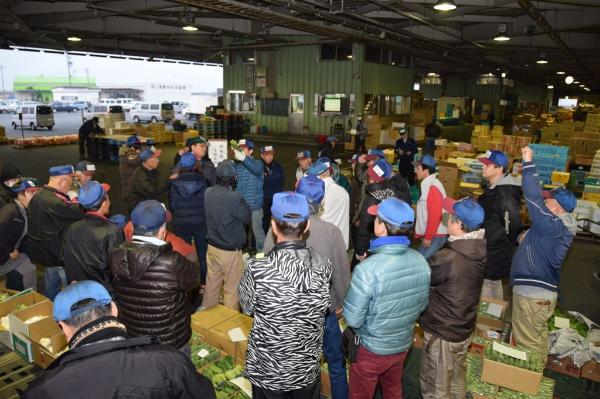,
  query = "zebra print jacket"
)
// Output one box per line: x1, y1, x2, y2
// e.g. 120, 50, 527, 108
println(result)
239, 240, 332, 391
